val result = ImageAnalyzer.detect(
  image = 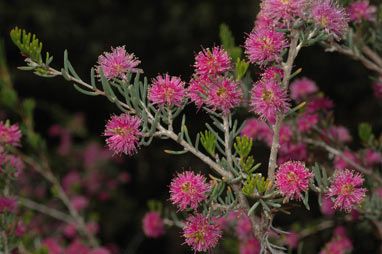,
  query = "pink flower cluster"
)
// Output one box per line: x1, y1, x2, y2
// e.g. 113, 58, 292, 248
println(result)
373, 76, 382, 99
142, 211, 165, 238
169, 170, 209, 211
183, 213, 222, 252
320, 226, 353, 254
96, 46, 140, 80
43, 239, 111, 254
148, 73, 186, 107
0, 121, 22, 147
275, 161, 314, 200
347, 1, 376, 23
261, 0, 307, 23
103, 113, 142, 156
188, 46, 242, 113
289, 77, 319, 102
328, 169, 366, 212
